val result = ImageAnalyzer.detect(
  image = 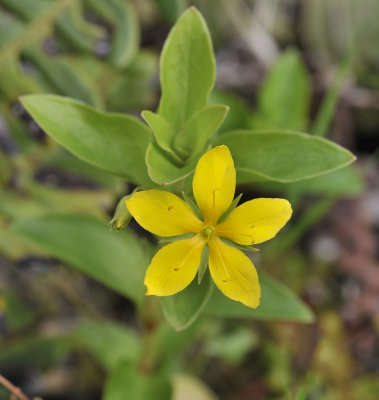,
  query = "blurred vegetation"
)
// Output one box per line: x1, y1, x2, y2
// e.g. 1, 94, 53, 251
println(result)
0, 1, 378, 399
